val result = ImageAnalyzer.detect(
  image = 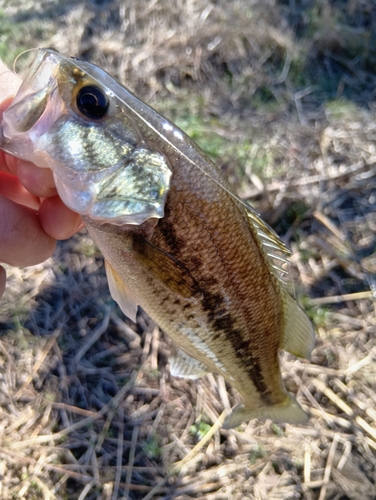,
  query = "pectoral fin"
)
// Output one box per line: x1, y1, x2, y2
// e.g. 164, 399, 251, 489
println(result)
170, 347, 209, 379
282, 292, 315, 360
223, 393, 308, 429
105, 260, 139, 322
132, 234, 201, 299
